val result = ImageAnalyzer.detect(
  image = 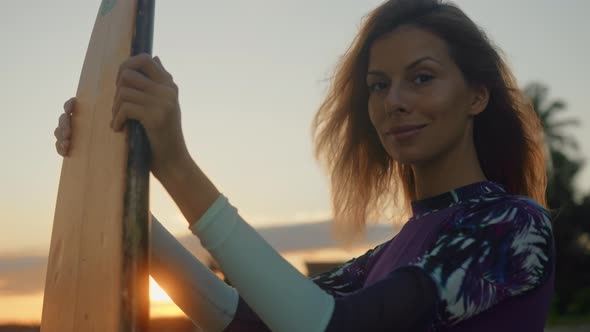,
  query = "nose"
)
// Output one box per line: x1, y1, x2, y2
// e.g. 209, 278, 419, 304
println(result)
384, 84, 409, 116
